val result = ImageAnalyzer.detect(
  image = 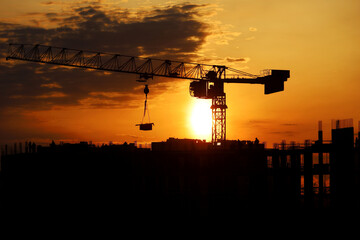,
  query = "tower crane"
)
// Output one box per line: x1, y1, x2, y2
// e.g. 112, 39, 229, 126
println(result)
6, 43, 290, 144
